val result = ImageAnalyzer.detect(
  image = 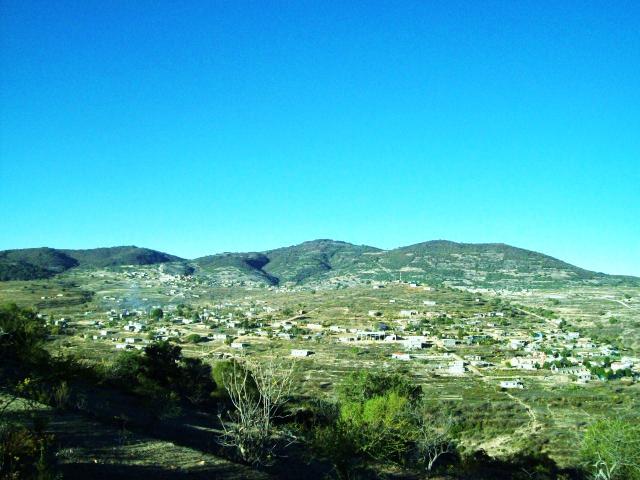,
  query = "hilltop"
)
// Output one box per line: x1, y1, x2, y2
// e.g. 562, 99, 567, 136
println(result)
1, 240, 637, 288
